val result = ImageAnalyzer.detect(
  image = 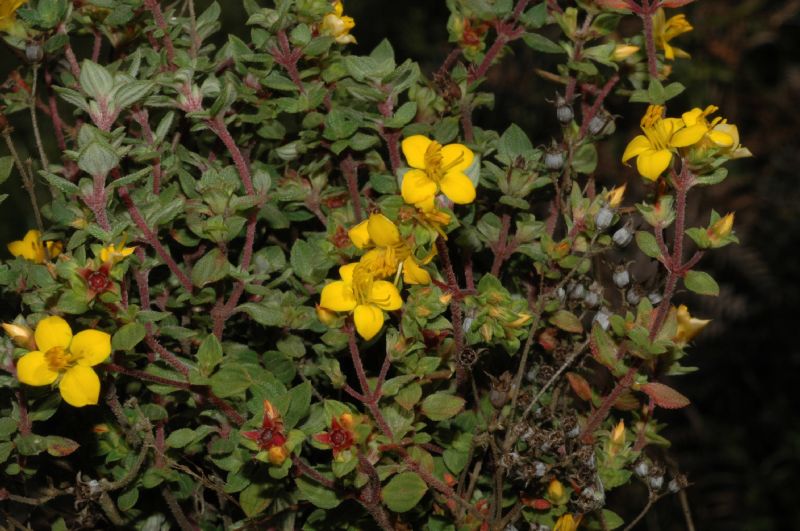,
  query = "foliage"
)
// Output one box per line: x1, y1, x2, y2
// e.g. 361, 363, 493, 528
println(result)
0, 0, 746, 529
